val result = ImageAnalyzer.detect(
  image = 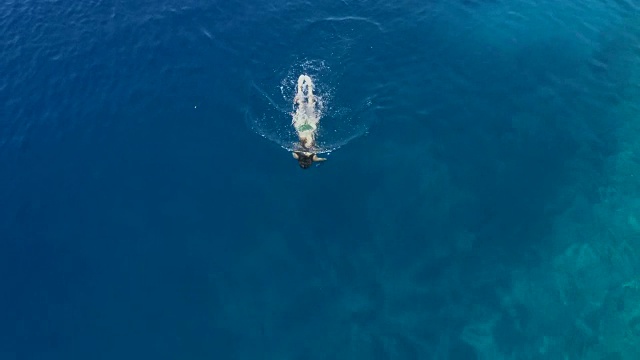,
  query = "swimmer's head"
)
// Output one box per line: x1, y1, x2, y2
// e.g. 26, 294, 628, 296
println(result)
293, 152, 313, 169
298, 157, 312, 169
